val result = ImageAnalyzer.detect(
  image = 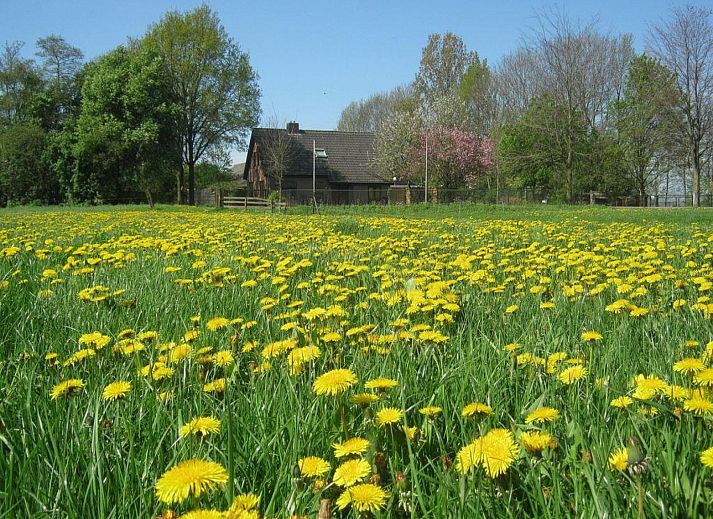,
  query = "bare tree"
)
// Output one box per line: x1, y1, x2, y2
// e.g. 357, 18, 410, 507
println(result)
648, 5, 713, 206
337, 85, 413, 132
260, 117, 298, 201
